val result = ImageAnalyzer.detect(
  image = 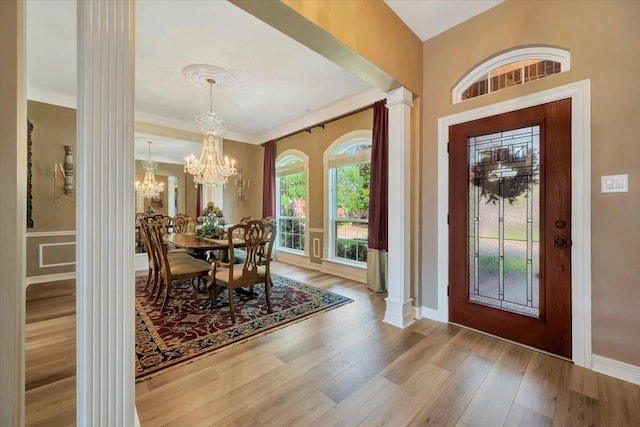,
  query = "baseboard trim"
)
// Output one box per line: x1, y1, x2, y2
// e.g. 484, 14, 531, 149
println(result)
418, 305, 447, 323
134, 253, 149, 273
592, 354, 640, 386
26, 272, 76, 286
276, 251, 366, 284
